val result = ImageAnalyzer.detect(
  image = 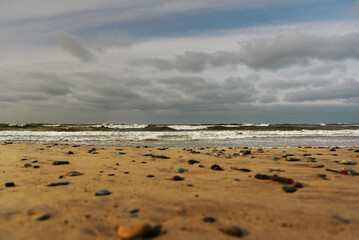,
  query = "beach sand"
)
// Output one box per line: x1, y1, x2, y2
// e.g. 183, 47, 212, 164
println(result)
1, 143, 359, 239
